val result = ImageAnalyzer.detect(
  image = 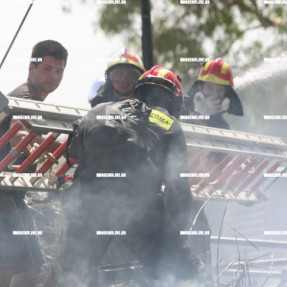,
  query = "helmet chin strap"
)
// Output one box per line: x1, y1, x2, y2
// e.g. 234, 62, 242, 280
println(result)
113, 88, 134, 99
